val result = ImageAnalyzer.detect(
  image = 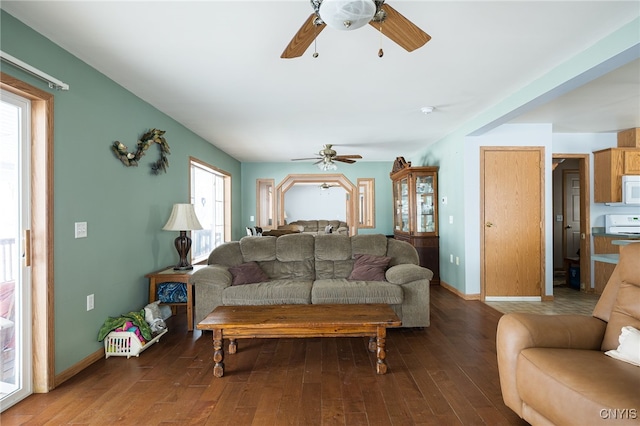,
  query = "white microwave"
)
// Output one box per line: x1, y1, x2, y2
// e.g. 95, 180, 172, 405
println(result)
622, 175, 640, 204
